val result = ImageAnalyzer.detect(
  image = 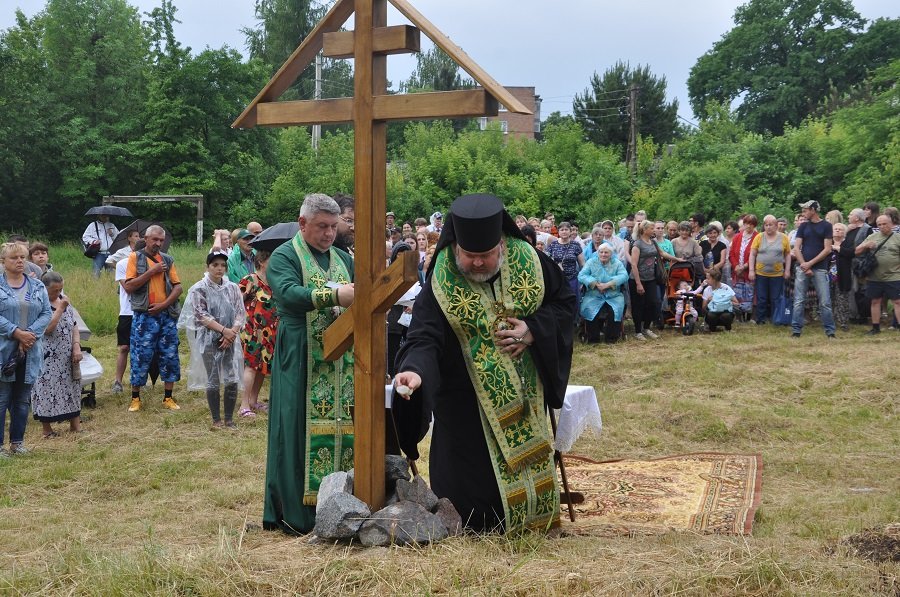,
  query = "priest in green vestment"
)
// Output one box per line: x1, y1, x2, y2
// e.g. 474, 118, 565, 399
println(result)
263, 193, 355, 535
393, 194, 575, 533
